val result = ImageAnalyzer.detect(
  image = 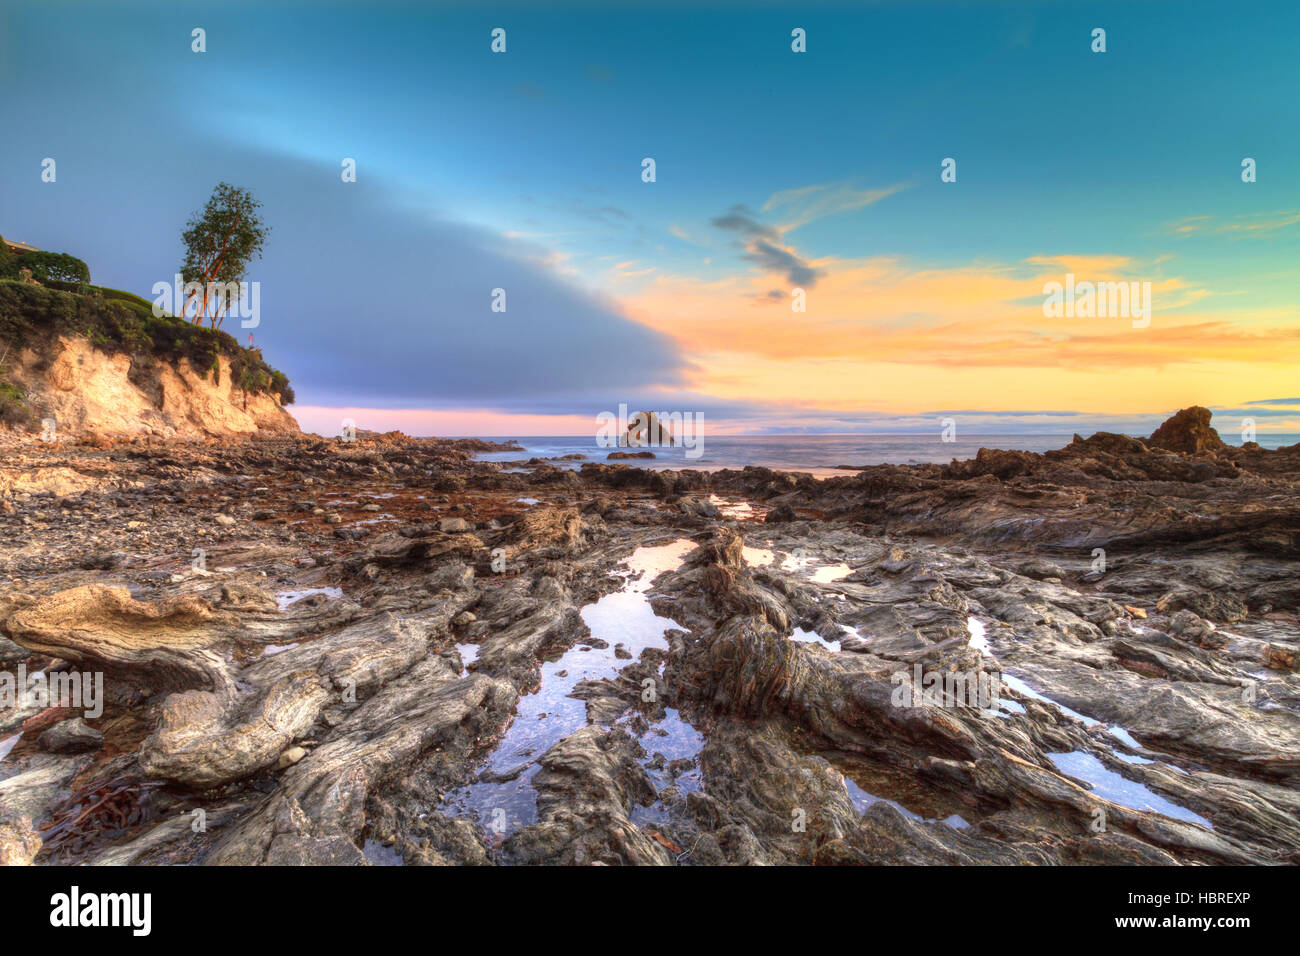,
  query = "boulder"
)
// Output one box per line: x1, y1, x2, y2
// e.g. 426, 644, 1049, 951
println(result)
1147, 406, 1228, 455
765, 503, 797, 523
38, 718, 104, 754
